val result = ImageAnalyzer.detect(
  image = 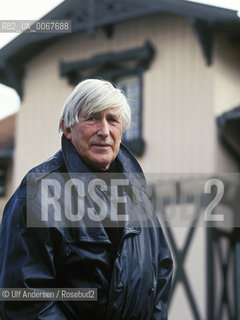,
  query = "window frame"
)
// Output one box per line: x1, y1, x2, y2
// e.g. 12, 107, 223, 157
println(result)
113, 72, 144, 156
0, 161, 8, 197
